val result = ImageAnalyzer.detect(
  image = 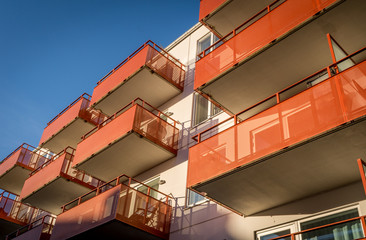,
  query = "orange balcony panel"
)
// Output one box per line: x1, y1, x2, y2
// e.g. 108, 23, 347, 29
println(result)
20, 148, 104, 214
0, 144, 51, 195
195, 0, 341, 91
6, 215, 55, 240
0, 193, 47, 233
199, 0, 227, 21
188, 59, 366, 215
39, 93, 106, 154
90, 41, 185, 116
72, 100, 179, 181
195, 0, 366, 114
51, 175, 172, 240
